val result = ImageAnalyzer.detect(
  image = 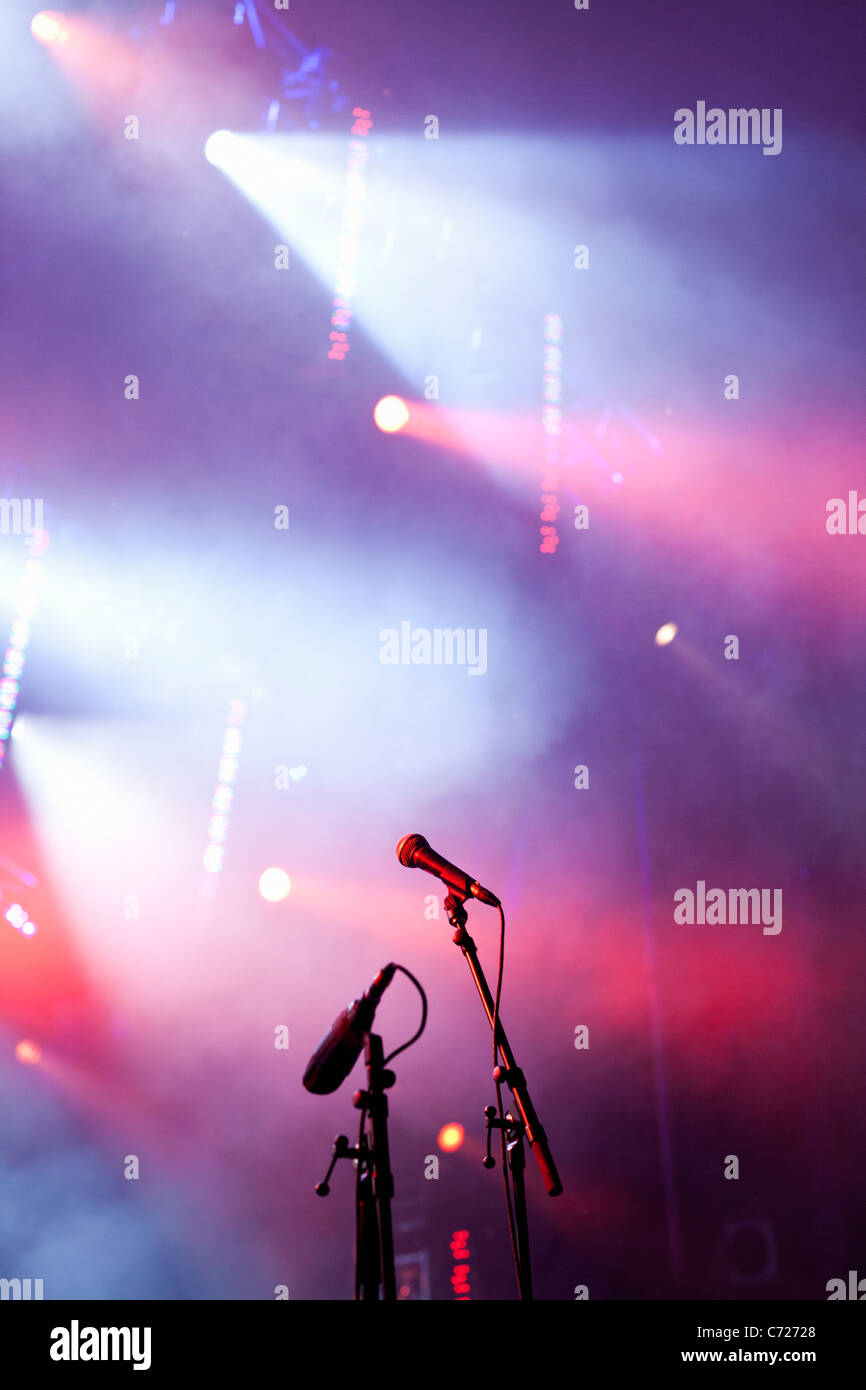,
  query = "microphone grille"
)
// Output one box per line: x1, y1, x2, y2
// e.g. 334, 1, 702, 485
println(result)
396, 833, 428, 867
